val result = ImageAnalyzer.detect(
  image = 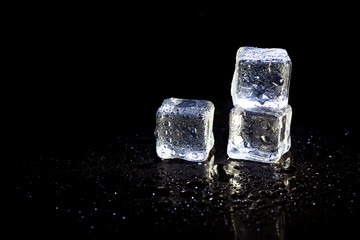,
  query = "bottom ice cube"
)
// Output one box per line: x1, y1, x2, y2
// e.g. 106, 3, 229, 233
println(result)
227, 105, 292, 163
